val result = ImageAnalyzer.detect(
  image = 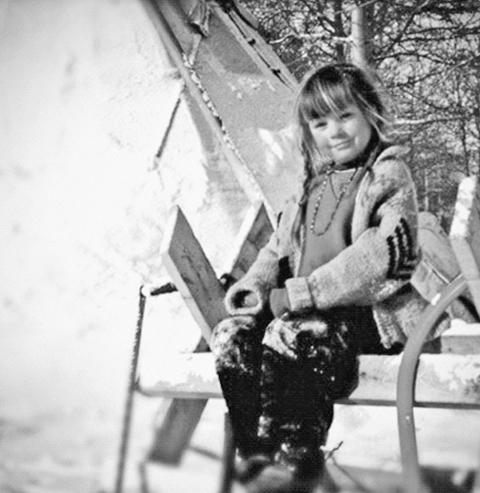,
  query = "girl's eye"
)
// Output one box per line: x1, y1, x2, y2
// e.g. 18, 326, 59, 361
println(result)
341, 112, 353, 120
312, 120, 327, 128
